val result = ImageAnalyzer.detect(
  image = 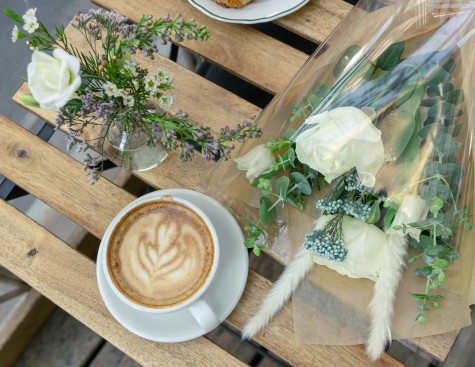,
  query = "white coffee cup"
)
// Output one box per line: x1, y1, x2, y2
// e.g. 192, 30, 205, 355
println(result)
99, 194, 220, 332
